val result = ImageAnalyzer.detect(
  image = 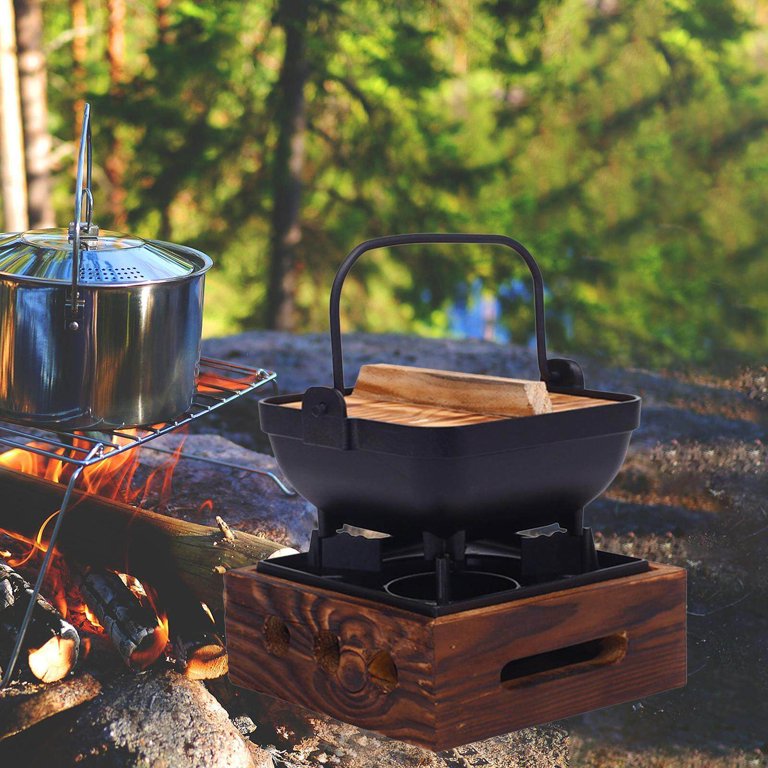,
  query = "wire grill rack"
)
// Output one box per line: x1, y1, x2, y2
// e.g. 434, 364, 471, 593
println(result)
0, 357, 276, 467
0, 356, 277, 687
